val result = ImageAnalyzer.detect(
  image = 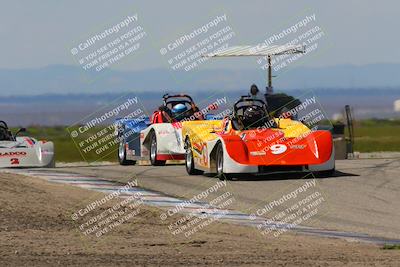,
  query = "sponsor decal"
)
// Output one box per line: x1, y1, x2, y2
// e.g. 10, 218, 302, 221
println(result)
290, 145, 306, 149
0, 151, 27, 157
192, 143, 203, 155
158, 130, 172, 135
41, 149, 53, 154
250, 151, 266, 156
